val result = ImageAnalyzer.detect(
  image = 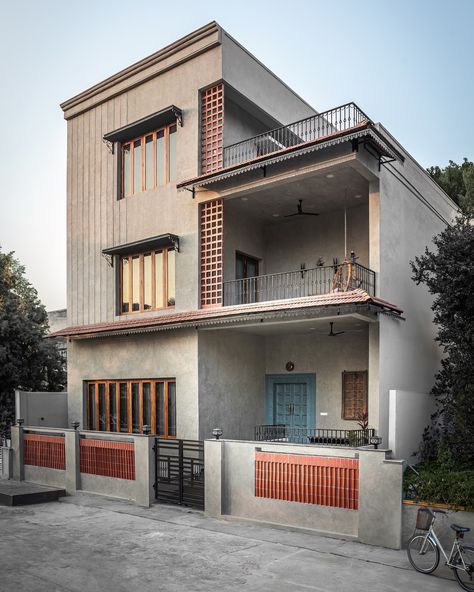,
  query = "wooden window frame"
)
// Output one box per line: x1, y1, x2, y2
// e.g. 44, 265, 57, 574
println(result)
120, 248, 175, 315
85, 379, 176, 437
120, 123, 177, 198
341, 370, 368, 421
